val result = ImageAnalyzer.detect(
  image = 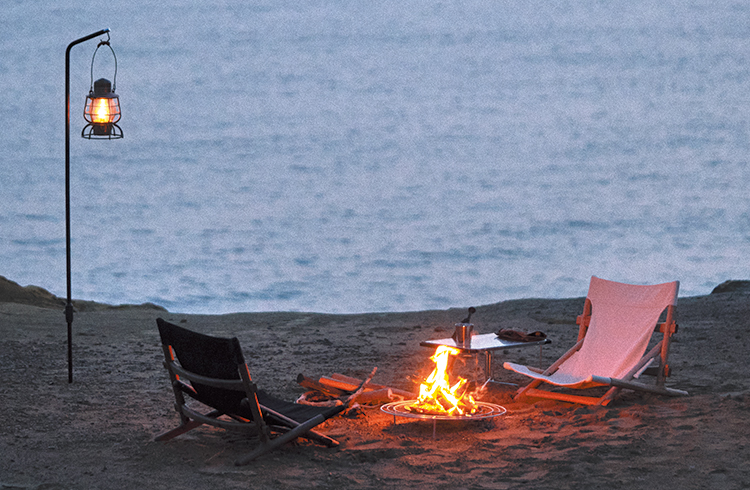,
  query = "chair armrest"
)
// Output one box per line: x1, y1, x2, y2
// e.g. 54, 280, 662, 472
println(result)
169, 361, 247, 392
